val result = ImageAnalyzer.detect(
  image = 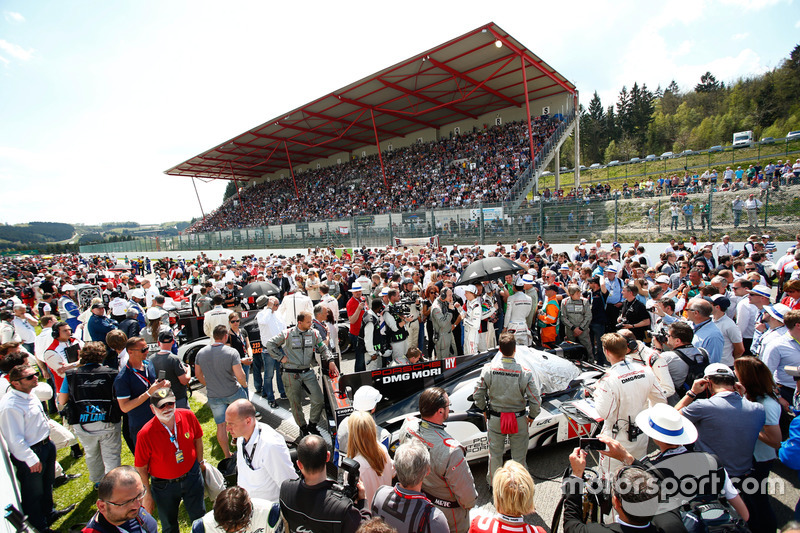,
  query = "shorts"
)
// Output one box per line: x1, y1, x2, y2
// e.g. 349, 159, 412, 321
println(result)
207, 388, 247, 424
